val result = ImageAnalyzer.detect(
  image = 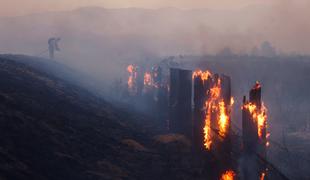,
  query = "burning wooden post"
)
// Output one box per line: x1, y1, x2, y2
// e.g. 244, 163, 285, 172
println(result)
193, 70, 235, 177
242, 82, 268, 179
242, 82, 267, 157
192, 71, 233, 158
169, 68, 192, 137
